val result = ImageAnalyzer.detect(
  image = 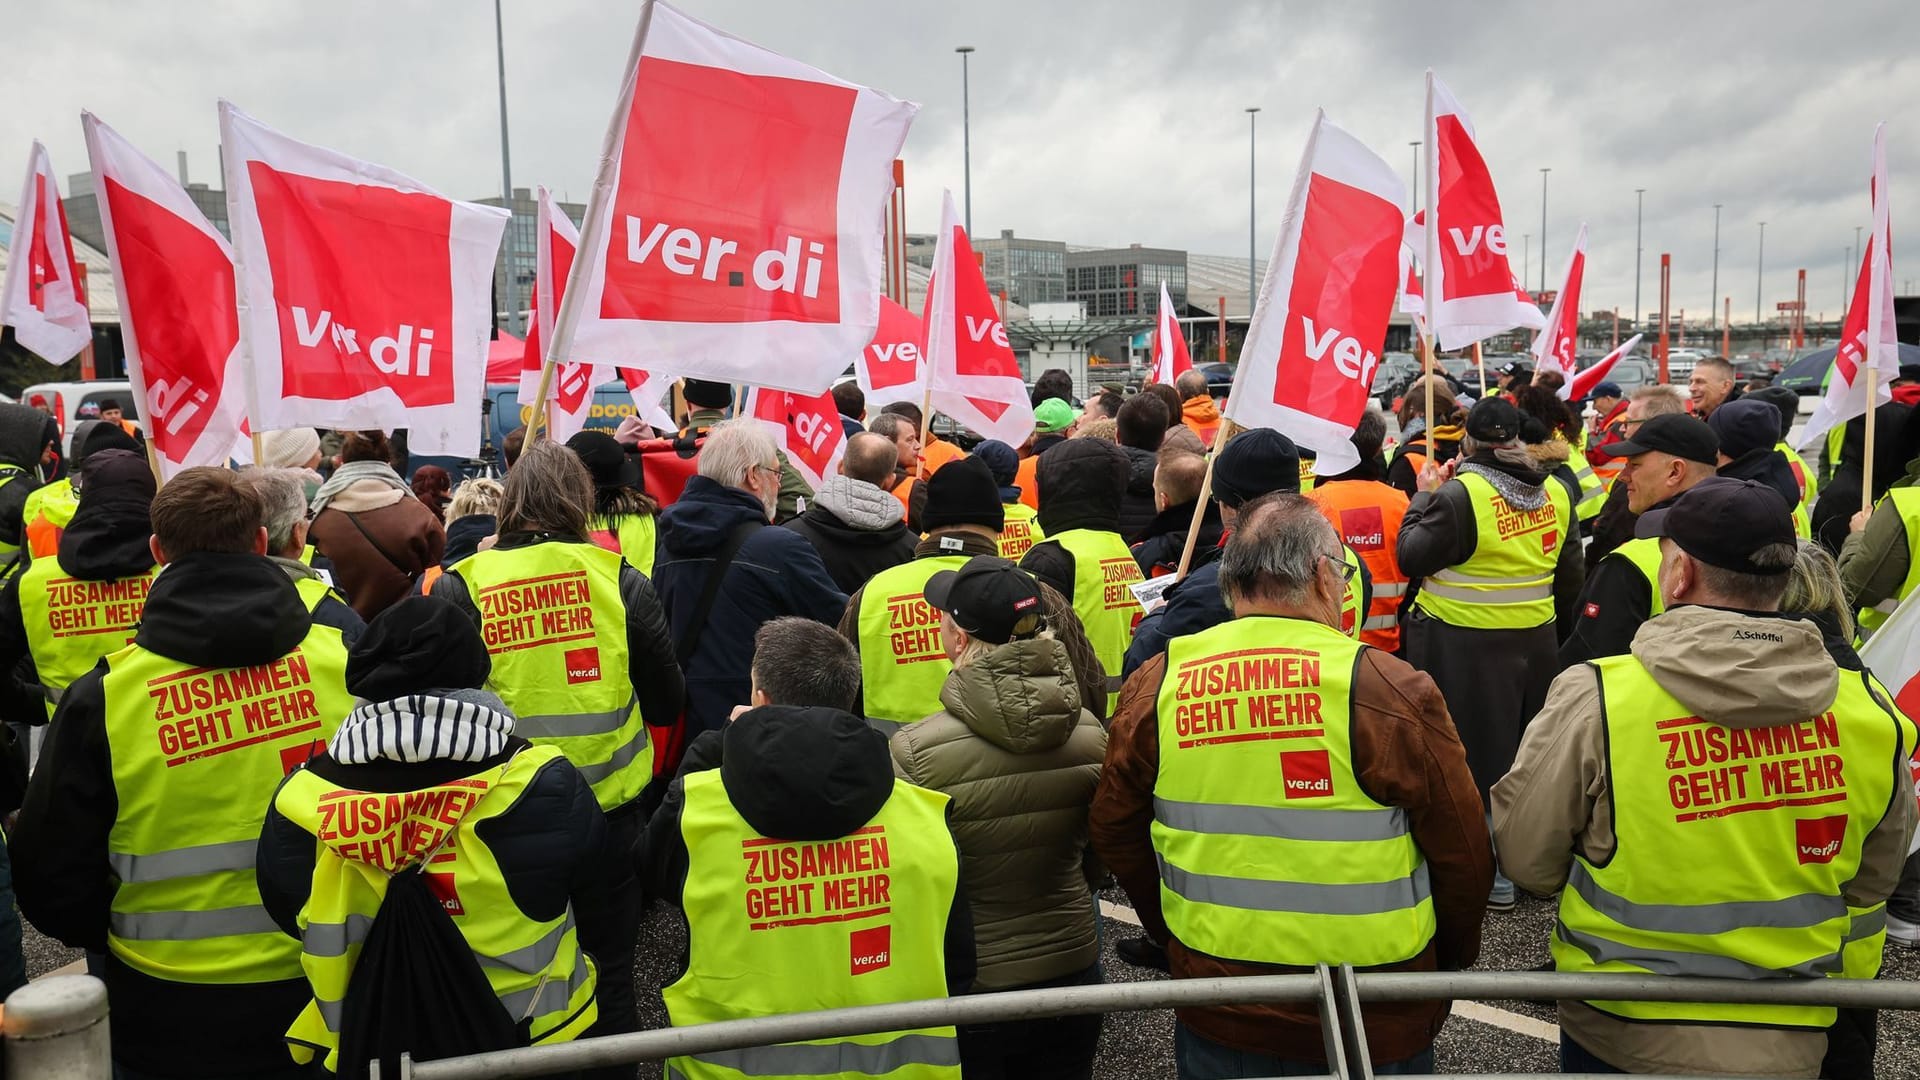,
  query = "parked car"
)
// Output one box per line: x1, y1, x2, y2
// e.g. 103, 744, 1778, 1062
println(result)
19, 380, 137, 456
1371, 353, 1421, 410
